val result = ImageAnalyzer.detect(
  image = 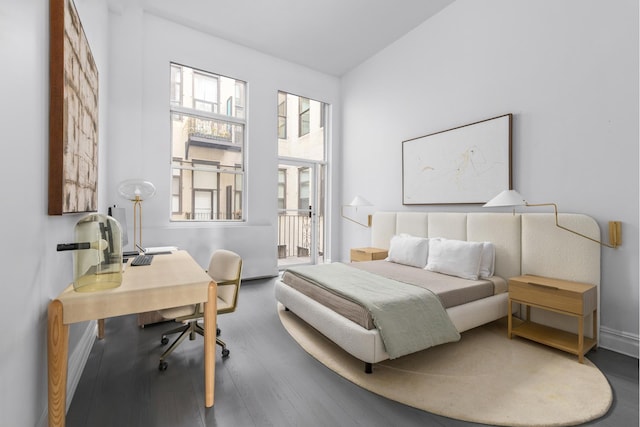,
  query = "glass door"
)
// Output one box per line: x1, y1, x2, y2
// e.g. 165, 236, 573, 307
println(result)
277, 91, 327, 269
277, 160, 324, 268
